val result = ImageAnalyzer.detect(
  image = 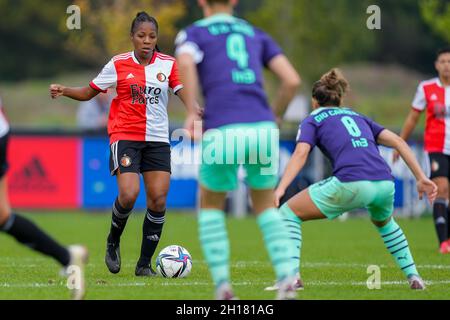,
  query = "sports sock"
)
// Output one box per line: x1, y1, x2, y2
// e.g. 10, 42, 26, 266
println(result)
0, 213, 70, 266
108, 197, 132, 244
137, 209, 165, 267
280, 203, 302, 276
198, 209, 230, 288
447, 205, 450, 241
433, 199, 448, 245
257, 207, 297, 281
376, 218, 419, 278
